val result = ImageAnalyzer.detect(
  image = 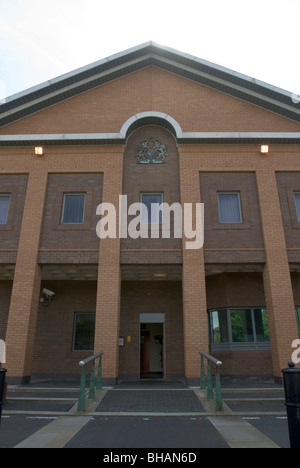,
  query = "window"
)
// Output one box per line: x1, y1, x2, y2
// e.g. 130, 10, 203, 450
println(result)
210, 310, 229, 344
61, 193, 86, 224
140, 193, 163, 224
254, 308, 270, 342
294, 193, 300, 222
230, 309, 254, 342
0, 195, 11, 225
296, 308, 300, 337
217, 192, 242, 224
73, 313, 95, 351
209, 308, 270, 349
